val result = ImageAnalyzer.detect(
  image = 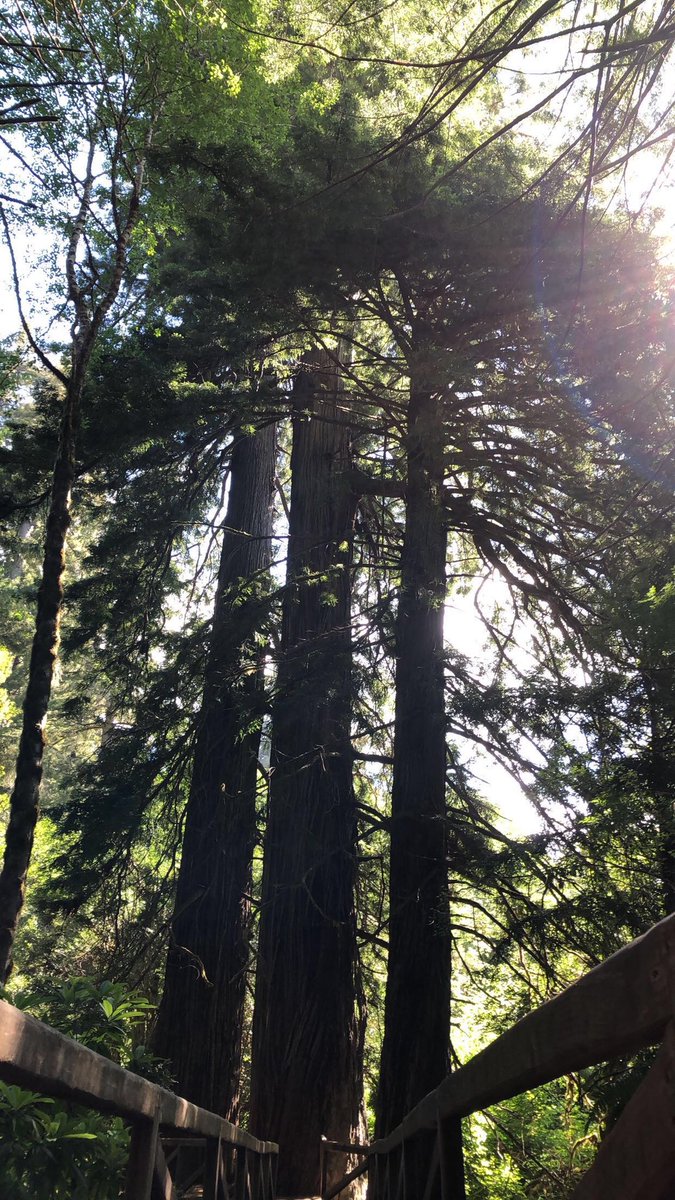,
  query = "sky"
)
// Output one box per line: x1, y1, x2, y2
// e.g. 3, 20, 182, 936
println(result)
442, 586, 543, 834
